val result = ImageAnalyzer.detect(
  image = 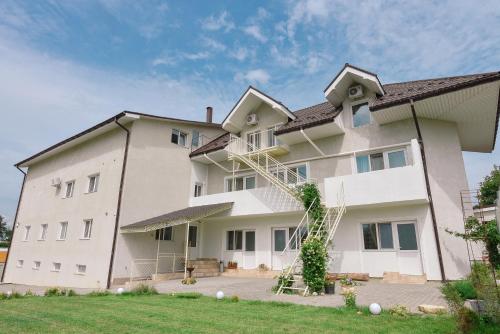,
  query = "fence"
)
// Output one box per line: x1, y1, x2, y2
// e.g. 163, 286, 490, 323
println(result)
129, 253, 185, 283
